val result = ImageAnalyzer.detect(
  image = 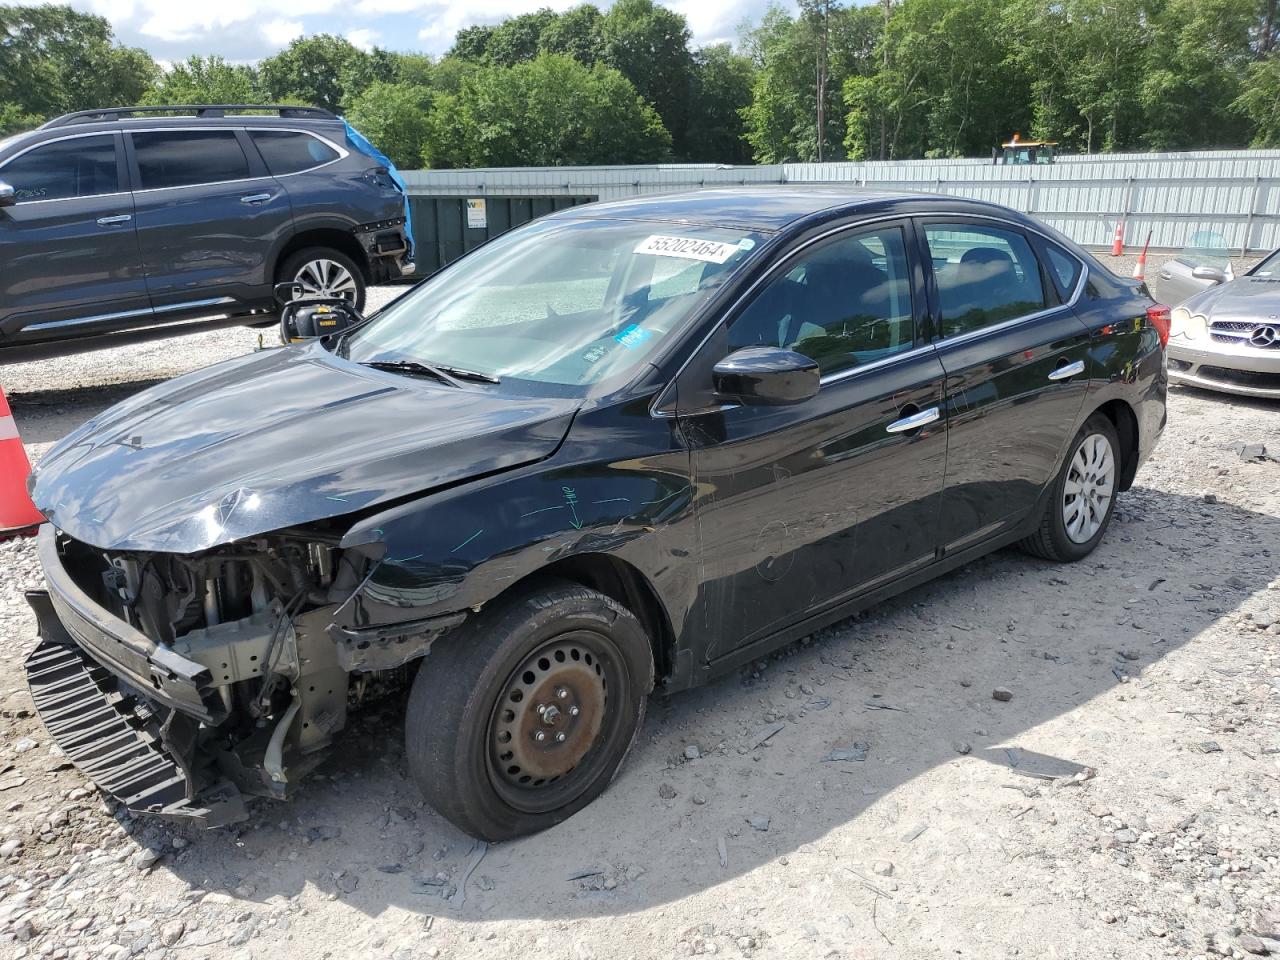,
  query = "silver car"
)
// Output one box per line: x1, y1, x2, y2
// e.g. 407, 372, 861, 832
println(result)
1154, 232, 1236, 306
1166, 247, 1280, 399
